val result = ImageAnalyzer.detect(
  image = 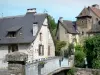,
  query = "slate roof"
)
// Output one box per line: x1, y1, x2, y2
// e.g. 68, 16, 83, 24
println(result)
76, 7, 91, 18
59, 20, 78, 34
7, 26, 22, 32
0, 12, 47, 44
